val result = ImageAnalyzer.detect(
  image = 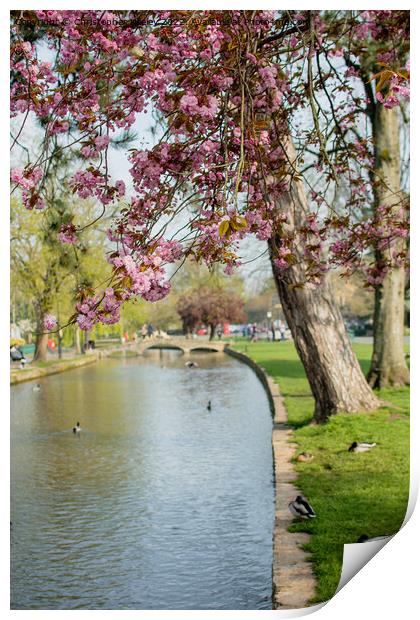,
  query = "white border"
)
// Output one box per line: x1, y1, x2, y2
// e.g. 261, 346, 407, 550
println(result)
3, 3, 418, 619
